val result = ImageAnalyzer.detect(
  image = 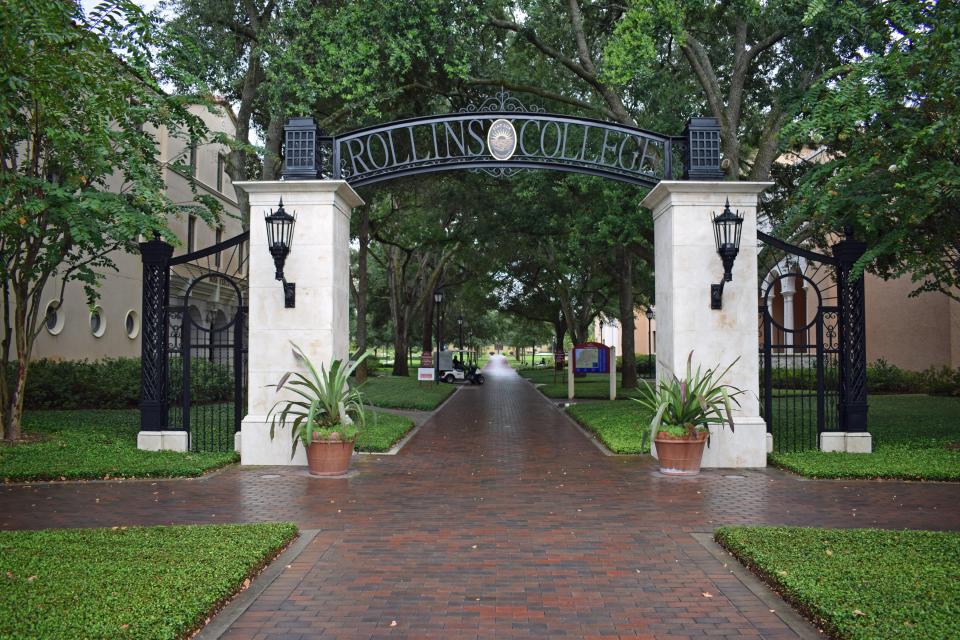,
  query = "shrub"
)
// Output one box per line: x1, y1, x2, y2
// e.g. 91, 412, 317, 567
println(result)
22, 357, 234, 410
919, 365, 960, 397
867, 358, 921, 393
